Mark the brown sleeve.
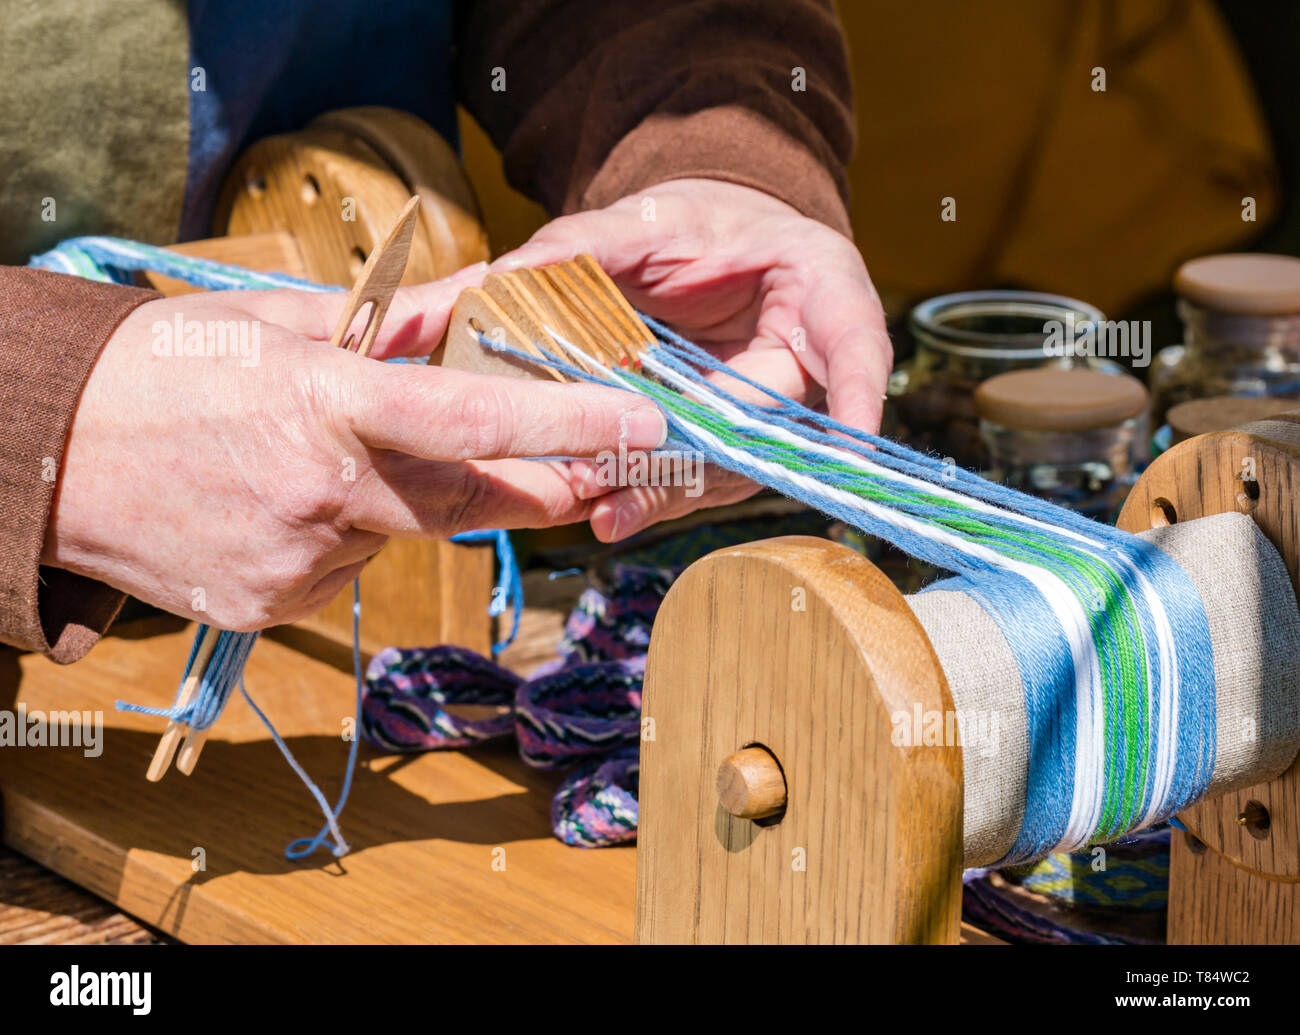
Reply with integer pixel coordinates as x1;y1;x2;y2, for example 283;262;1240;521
0;267;159;663
454;0;856;237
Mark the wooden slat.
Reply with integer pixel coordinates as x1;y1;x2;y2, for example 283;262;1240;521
0;627;634;944
138;231;309;296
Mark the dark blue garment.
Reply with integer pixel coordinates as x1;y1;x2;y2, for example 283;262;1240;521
182;0;456;239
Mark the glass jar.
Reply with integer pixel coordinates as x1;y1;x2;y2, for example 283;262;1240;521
975;367;1149;521
887;290;1114;470
1149;254;1300;424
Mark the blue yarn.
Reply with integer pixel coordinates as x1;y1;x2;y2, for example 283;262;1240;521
449;528;523;653
239;581;366;860
480;313;1217;863
117;626;258;730
30;236;341;293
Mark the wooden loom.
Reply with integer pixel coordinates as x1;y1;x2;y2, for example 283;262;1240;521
436;257;1300;943
634;417;1300;944
5;109;1300;945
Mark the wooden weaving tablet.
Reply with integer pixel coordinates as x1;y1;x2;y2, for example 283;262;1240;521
438;255;656;381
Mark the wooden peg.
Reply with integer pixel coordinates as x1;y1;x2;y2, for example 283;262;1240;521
716;745;787;820
147;625;220;782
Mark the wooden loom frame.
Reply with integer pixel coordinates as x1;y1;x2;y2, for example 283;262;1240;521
634;414;1300;944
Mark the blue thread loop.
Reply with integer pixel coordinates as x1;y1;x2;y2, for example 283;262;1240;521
450;528;522;653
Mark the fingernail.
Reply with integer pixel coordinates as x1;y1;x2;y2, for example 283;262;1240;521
609;501;640;541
571;460;598;499
621;406;667;449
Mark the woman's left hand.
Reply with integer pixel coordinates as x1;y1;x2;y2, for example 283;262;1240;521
493;177;891;541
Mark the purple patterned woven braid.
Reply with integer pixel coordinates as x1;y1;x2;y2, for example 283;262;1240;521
361;565;671;846
362;646;517;751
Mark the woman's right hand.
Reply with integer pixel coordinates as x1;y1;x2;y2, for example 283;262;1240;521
40;275;667;631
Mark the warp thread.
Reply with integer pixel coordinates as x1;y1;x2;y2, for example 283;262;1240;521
36;235;1224;872
474;315;1219;866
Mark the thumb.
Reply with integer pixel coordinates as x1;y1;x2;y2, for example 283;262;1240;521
490;208;659;282
228;261;490;359
339;358;668;461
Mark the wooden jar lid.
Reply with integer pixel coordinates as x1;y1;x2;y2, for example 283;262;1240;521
1167;395;1300;445
1173;254;1300;315
974;368;1148;432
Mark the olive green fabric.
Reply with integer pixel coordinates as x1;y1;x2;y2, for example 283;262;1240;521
0;0;191;265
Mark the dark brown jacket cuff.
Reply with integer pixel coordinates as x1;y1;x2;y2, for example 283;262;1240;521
456;0;855;234
0;267;158;663
579;104;852;238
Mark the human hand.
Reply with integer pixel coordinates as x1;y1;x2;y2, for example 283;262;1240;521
42;273;667;630
494;178;890;541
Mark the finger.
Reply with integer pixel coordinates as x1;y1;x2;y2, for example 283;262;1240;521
341;361;667;461
710;346;818;409
491;211;636;273
568;458;623;501
344;456;606;537
226;262;490;359
803;267;892;432
588;468;760;542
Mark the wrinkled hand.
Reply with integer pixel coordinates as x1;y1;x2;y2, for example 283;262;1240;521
495;178;890;541
43;270;666;630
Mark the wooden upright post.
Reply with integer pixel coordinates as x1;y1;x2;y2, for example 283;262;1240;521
1120;413;1300;943
635;536;964;944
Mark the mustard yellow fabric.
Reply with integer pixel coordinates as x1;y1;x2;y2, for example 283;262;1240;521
839;0;1279;316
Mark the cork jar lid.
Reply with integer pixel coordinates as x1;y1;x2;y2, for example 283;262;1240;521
975;368;1148;432
1173;253;1300;315
1167;395;1300;445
